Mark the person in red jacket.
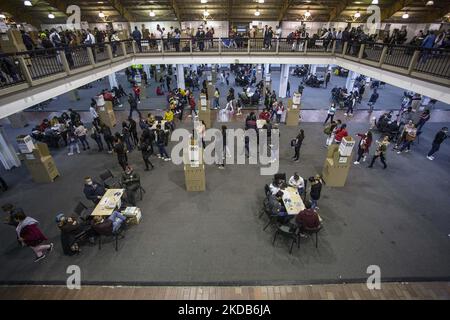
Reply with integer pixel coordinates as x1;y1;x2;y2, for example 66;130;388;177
259;108;271;121
132;83;141;103
14;210;53;262
334;123;348;143
354;131;373;164
295;202;321;230
188;94;197;117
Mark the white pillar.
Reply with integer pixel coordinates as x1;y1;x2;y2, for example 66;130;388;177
0;127;21;170
310;64;317;74
264;64;270;75
192;64;198;72
278;64;290;99
143;64;151;77
108;73;118;89
176;64;185;90
345;70;359;92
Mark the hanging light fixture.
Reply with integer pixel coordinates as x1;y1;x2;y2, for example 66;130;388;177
98;11;105;18
0;14;6;19
149;10;156;17
258;0;265;3
255;8;261;16
371;0;378;4
354;10;361;18
426;1;434;5
48;12;55;19
201;0;208;3
402;11;409;19
304;10;311;17
24;0;33;6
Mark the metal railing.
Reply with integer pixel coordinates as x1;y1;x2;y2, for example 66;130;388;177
0;38;448;95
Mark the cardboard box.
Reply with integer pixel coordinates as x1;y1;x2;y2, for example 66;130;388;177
98;101;116;128
24;155;59;183
17;135;34;153
339;136;356;156
184;145;205;191
122;207;142;225
321;144;352;187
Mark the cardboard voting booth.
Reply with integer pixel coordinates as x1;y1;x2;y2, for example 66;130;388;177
97;101;117;128
286;99;300;126
184;142;205;192
198;94;213;128
322;137;355;187
19;142;59;183
264;74;272;94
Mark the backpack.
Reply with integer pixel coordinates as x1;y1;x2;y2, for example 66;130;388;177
290;139;297;147
323;125;332;135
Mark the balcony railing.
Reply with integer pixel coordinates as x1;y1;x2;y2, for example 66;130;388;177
0;38;449;96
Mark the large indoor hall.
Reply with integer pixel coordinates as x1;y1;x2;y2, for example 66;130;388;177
0;0;449;303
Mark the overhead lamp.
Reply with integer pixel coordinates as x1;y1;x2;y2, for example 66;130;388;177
371;0;379;4
24;0;33;6
255;9;261;16
426;1;434;5
402;12;409;19
98;11;105;18
0;14;6;19
201;0;208;3
354;11;361;18
258;0;265;3
304;10;311;17
149;10;155;17
48;12;55;19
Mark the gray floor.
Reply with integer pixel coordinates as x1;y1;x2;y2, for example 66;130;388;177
27;66;450;113
0;118;449;285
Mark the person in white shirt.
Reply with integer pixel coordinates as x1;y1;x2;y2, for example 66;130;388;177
289;173;305;195
269;183;280;195
74;123;90;150
89;105;99;121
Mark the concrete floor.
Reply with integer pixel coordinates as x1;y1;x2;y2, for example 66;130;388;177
26;66;450;113
0;112;449;285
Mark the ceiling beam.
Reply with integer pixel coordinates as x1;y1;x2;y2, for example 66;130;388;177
278;0;294;23
380;0;415;21
110;0;134;22
0;1;42;27
328;0;349;21
171;0;182;21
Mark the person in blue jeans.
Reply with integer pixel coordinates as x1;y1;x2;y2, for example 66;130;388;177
109;211;127;234
155;125;171;161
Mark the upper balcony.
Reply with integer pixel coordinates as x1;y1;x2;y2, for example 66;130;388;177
0;38;449;118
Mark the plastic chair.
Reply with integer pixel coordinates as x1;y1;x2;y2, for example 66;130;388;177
272;224;300;254
301;224;323;249
99;169;121;188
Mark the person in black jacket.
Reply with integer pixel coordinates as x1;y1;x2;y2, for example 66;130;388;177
100;123;114;153
308;175;323;210
56;214;93;255
128;117;139;145
113;137;128;171
83;177;106;204
427;127;448;160
292;129;305;162
139;136;154;171
121;166;140;206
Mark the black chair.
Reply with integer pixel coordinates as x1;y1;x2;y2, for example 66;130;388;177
263;205;280;231
73;201;92;222
301;224;323;249
259;184;272;218
98;224;126;252
272;224;300;254
99;169;122;189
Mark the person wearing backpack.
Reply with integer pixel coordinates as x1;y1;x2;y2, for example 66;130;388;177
324;103;336;125
354;131;373;164
291;129;305;162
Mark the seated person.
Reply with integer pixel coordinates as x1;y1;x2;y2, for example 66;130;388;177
259;108;271;121
91;211;127;235
55;213;94;256
269;181;281;195
163;108;175;131
268;191;289;223
121;166;140;206
83;177;106;204
295;202;321;230
288;172;305;195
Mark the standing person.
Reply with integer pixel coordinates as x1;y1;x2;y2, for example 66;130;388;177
128;117;139;145
122;121;134;151
155;124;171;161
74;122;90;151
334;123;348;143
354;131;373;164
324;120;339;146
128;93;142;118
121;166;140;206
308;175;323;210
344;92;356;116
132;83;141;103
218;125;227;169
139;136;154;171
397;124;417;154
286;81;291;98
367;89;379;113
213;88;220;109
368;136;390;169
90;122;104;152
113;137;128;171
100;123;114;154
132;26;142;52
67;128;81;156
292;129;305;162
225;72;230;86
188;93;197;117
325;71;331;88
14;210;53;262
426;127;448;161
275;102;284;124
324;103;336;125
89;103;99;123
416;109;431;132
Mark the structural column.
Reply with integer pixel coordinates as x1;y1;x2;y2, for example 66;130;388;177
108;72;118;89
143;64;151;77
345;70;359;92
310;64;317;74
176;64;185;90
278;64;290;99
264;64;270;75
0;127;21;170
